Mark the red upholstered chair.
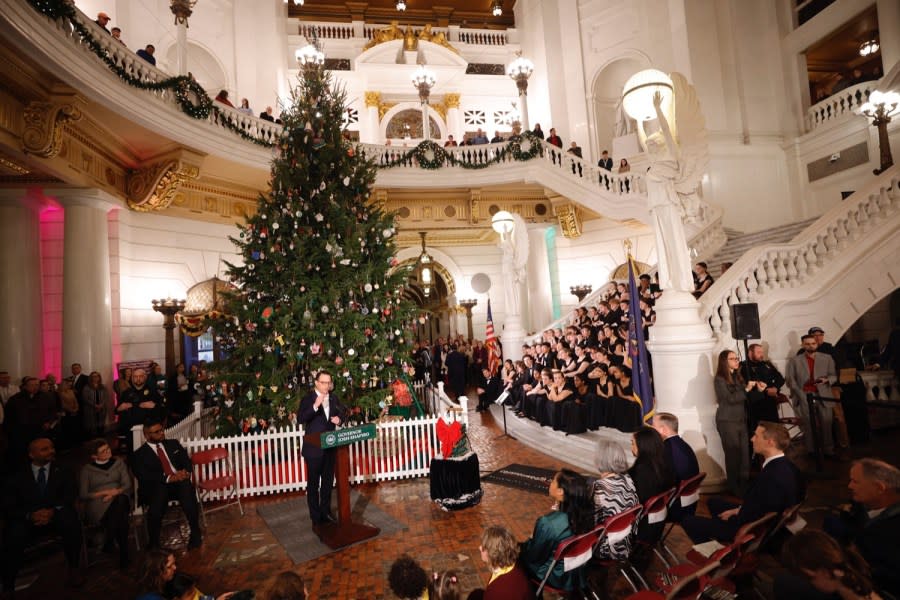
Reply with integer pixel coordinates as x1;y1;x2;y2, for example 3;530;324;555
658;472;706;564
627;558;722;600
630;487;678;568
656;533;751;595
532;526;605;598
592;504;647;592
191;446;244;526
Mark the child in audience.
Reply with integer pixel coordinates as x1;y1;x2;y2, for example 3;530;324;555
432;570;461;600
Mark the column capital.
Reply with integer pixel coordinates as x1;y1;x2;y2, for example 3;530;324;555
42;187;121;211
0;189;54;212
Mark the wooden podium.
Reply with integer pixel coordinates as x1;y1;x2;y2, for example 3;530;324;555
303;424;380;549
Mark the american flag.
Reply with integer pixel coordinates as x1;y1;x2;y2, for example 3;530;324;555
485;299;501;375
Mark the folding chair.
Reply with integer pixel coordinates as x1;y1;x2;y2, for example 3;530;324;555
659;472;706;564
532;527;603;598
683;512;776;568
656;533;751;593
626;559;723;600
191;446;244;527
629;487;678;569
592;504;646;592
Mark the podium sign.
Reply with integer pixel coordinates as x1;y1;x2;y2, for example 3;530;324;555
320;424;376;449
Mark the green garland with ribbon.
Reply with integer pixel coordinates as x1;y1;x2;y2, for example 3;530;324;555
27;0;276;148
379;133;543;170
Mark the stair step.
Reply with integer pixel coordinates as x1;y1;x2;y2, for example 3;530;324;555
705;218;817;275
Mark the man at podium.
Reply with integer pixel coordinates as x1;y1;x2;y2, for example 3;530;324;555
299;371;347;525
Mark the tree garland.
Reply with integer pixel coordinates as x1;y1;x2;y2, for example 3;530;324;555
379;133;543;170
27;0;276;148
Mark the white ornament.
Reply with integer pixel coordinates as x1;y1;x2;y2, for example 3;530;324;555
315;213;324;222
343;176;350;186
364;283;373;293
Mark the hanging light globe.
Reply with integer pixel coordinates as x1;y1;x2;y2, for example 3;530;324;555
621;69;674;122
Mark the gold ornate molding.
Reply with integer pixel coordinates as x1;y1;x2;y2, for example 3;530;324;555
362;22;459;54
443;93;461;109
554;203;582;238
22;100;83;158
126;158;201;212
364;91;382;108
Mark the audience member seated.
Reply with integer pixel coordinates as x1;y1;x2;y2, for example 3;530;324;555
824;459;900;597
260;571;308;600
545;370;574;431
561;373;592;435
466;525;532;600
475;366;501;412
136;550;177;600
132;418;202;549
606;365;642;432
388;554;430;600
1;438;83;594
651;412;699;518
117;368;163;451
431;570;461;600
80;438;133;568
136;44;156;66
775;529;884;600
681;421;804;544
520;468;594;592
521;368;551;421
629;426;676;503
166;572;237;600
592;440;640;560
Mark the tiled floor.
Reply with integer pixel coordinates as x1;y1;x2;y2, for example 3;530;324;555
11;408;900;600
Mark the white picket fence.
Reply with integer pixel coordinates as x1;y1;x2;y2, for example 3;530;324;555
141;383;468;500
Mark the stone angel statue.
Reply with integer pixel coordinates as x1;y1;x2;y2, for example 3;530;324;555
636;72;710;294
499;213;529;317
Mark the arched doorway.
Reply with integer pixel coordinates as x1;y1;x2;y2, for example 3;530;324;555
396;258;456;344
591;55;649;159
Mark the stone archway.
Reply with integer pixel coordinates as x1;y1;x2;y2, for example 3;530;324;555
380;102;446;142
589;54;650;159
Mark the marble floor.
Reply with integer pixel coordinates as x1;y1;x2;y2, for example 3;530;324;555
10;406;899;600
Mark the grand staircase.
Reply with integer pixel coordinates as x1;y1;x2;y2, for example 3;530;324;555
704;219;818;277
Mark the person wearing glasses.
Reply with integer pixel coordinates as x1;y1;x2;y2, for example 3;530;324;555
714;350;759;496
299;370;347;526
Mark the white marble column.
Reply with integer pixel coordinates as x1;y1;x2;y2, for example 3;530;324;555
877;0;900;71
364;93;381;144
0;190;44;380
526;226;552;333
444;94;463;142
646;290;725;491
49;189;117;391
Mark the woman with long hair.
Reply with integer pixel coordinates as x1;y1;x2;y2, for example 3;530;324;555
777;529;882;600
714;349;757;496
629;427;676;548
520;469;594;592
136;550;177;600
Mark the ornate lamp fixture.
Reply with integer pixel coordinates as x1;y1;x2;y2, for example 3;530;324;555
295;44;325;71
570;285;593;302
491;210;514;239
412;65;436;139
859;38;879;57
417;231;433;298
170;0;197;26
507;53;534;129
492;0;503;17
396;0;407;11
859;90;900;174
622;69;674;122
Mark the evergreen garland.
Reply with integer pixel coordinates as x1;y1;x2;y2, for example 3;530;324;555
380;133;543;170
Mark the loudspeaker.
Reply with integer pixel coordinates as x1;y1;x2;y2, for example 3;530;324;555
730;303;760;340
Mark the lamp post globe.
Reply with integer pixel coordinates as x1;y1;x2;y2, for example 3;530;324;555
491;210;514;236
621;69;674;122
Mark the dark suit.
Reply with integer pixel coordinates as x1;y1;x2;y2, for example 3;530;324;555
445;350;468;398
299;390;346;524
682;455;804;543
741;359;785;432
664;435;700;519
2;462;82;591
132;439;201;547
477;374;502;411
826;501;900;596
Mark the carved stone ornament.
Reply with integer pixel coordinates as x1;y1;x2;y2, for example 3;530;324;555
555;203;582;238
443;93;461;109
364;91;382;108
126;159;200;212
22;101;83;158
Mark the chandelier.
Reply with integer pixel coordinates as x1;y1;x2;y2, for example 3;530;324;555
283;0;304;5
417;232;433;298
396;0;407;11
492;0;503;17
296;43;325;70
170;0;197;26
859;38;879;57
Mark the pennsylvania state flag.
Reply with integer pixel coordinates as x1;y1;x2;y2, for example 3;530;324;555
626;256;655;422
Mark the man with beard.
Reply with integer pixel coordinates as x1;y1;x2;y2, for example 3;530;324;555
116;368;163;452
741;343;785;433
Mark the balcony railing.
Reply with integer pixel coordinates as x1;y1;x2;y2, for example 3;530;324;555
806;80;876;133
299;21;510;46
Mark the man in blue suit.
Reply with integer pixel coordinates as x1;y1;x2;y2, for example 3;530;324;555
299;370;347;526
681;421;804;543
652;412;700;518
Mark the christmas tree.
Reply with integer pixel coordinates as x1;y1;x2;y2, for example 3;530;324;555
212;60;415;433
